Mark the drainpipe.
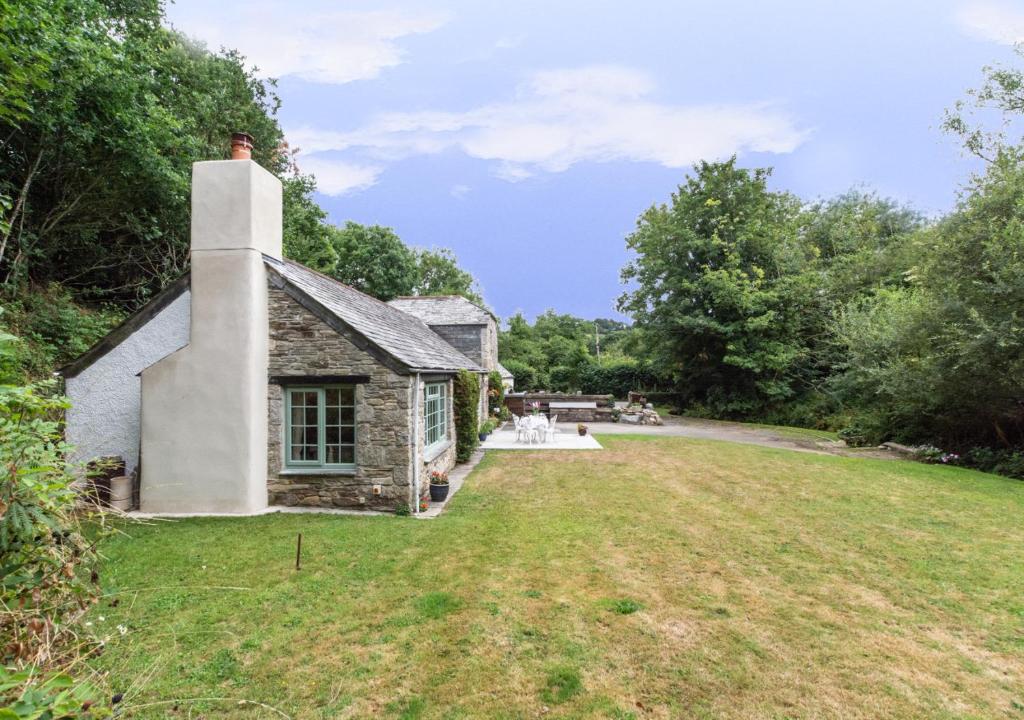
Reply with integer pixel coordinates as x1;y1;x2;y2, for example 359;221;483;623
412;372;422;515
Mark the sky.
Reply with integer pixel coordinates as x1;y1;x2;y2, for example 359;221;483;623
165;0;1024;322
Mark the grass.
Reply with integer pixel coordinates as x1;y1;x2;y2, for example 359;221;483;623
91;436;1024;718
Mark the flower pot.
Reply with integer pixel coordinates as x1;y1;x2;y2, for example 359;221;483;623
478;432;489;442
578;428;587;436
429;483;449;502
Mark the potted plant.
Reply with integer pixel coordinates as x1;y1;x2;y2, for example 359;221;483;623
577;423;588;436
478;418;496;442
429;470;450;502
529;401;541;416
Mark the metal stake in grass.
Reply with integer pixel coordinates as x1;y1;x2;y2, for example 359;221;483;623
295;533;302;571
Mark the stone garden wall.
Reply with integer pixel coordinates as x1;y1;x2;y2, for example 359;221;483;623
504;393;615;423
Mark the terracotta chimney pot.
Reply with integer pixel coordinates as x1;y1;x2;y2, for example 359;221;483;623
230;132;254;160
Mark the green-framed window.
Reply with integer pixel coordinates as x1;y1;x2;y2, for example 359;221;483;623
424;382;448;451
285;386;356;470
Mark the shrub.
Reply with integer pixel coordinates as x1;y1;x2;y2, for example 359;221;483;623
642;391;681;409
578;360;670;398
0;330;114;714
503;359;543;392
962;447;1024;479
453;369;480;462
548;365;575;392
487;369;504;415
1;286;122;382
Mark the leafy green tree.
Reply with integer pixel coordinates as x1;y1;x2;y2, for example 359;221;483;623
943;44;1024;161
414;248;484;305
282;173;337;272
833;152;1024;451
328;222;418;300
0;1;289;301
618;158;812;416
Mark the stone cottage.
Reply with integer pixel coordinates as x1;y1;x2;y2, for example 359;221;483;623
61;143;497;515
387;295;501;420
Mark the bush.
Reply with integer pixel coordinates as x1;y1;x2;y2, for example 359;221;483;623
453;370;480;462
1;285;122;382
642;391;681;409
962;447;1024;479
487;369;504;415
0;330;114;714
503;359;542;392
578;360;669;398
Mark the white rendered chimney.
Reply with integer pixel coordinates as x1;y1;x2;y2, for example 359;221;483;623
139;136;281;513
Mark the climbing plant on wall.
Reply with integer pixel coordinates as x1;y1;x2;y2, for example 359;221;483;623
453;369;480;462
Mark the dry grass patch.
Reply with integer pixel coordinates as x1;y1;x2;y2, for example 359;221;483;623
91;436;1024;718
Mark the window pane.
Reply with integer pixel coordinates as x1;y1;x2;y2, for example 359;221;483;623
286;386;356;468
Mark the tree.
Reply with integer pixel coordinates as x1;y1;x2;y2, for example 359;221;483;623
617;158;812;416
833;152;1024;451
414;247;484;305
282;173;337;272
0;0;291;303
943;44;1024;162
328;222;418;300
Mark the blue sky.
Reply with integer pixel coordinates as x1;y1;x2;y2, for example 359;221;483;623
166;0;1024;321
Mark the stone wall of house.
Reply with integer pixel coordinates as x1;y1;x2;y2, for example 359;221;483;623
266;286;413;511
415;375;457;510
482;318;498;371
428;324;485;365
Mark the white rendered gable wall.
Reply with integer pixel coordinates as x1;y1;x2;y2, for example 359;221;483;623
65;290;191;475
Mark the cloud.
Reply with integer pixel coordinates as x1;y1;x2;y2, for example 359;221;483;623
167;3;446;84
295;155;382;195
956;1;1024;44
450;184;471;199
286;65;807;183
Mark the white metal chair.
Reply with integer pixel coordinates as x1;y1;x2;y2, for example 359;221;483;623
513;415;530;443
544;414;559;443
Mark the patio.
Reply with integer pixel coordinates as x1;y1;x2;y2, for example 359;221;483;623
480;420;603;450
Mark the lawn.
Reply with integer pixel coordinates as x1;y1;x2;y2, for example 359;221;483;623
92;436;1024;719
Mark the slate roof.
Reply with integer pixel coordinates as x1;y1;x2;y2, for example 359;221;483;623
266;258;482;373
388;295;495;326
497;362;514;379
